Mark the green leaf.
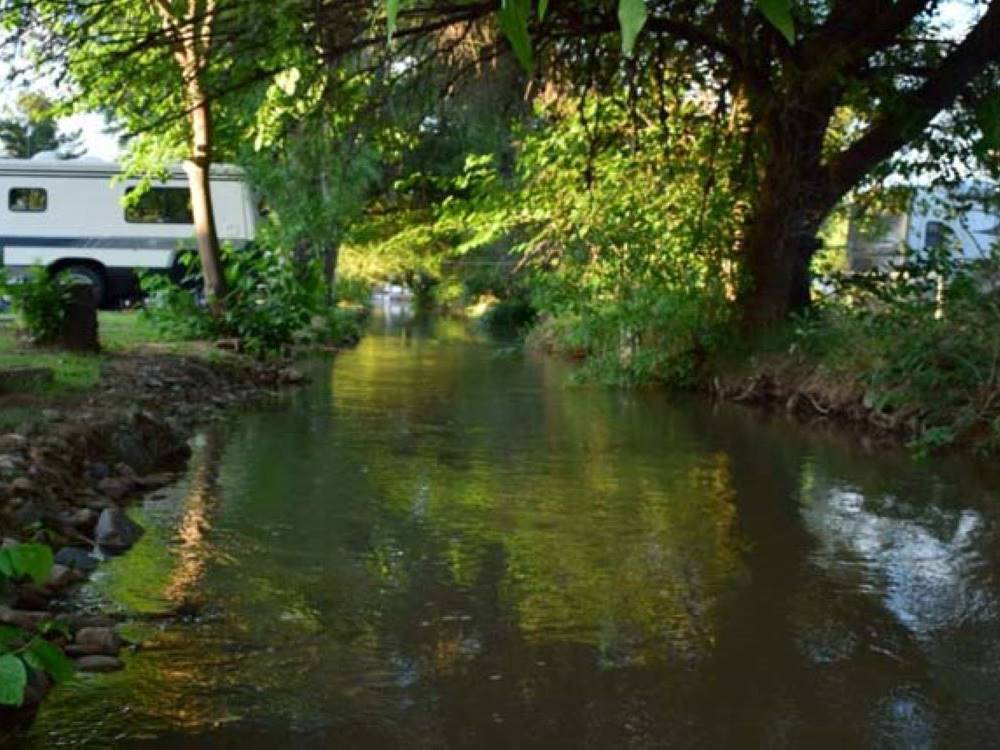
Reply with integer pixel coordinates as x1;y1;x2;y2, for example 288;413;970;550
618;0;648;58
24;639;74;684
6;543;53;585
0;549;13;579
757;0;795;44
0;654;26;707
500;0;534;72
538;0;549;21
386;0;400;42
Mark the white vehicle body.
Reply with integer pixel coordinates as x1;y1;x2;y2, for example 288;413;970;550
0;155;257;304
847;183;1000;272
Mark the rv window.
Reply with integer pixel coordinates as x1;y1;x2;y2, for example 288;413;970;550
9;188;47;212
124;187;194;224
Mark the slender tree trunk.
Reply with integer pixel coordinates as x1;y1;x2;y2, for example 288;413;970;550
184;92;226;310
155;0;226;313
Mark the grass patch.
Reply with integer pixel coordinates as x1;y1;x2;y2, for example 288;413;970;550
0;311;223;403
0;317;101;393
98;311;164;351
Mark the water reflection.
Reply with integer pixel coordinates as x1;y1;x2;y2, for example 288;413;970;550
16;315;1000;747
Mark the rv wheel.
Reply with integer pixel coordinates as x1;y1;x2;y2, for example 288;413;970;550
61;265;106;308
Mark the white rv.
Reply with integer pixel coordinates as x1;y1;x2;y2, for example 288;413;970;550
0;155;257;306
847;182;1000;272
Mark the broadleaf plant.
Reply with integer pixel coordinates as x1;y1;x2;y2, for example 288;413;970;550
618;0;648;57
756;0;795;44
0;543;75;706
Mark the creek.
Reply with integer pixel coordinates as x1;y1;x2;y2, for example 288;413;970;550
16;313;1000;747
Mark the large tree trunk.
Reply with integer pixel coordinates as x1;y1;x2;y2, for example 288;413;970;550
183;96;227;311
739;174;832;331
737;94;837;332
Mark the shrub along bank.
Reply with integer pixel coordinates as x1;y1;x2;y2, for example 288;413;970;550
141;245;367;357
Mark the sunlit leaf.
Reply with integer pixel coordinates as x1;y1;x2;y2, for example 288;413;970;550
500;0;534;72
386;0;400;42
618;0;648;58
538;0;549;21
0;654;26;706
757;0;795;44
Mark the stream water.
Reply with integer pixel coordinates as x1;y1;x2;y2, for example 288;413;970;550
15;313;1000;747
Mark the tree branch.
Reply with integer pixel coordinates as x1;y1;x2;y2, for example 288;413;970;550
827;0;1000;196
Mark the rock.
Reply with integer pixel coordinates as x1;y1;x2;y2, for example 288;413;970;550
12;500;43;527
0;607;49;631
54;546;99;572
96;476;134;501
74;655;124;673
94;508;144;552
72;627;122;656
109;412;190;475
87;462;111;480
278;367;306;385
67;508;98;532
13;585;51;611
0;434;28;452
58;614;119;631
10;477;36;494
58;283;100;353
47;564;86;591
114;463;137;481
0;454;24;476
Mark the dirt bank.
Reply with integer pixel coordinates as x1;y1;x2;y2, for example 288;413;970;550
710;353;912;447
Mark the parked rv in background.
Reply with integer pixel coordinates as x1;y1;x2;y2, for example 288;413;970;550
0;153;257;306
847;182;1000;273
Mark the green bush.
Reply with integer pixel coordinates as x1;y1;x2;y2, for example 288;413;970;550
142;244;366;357
5;267;74;344
139;267;215;342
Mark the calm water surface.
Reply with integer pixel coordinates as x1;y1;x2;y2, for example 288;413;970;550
16;314;1000;748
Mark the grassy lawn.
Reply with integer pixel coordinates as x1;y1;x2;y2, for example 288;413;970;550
0;311;218;397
